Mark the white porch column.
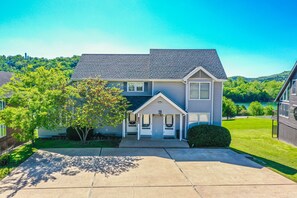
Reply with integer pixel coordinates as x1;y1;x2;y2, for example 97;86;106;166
122;119;126;138
179;114;183;141
137;114;141;140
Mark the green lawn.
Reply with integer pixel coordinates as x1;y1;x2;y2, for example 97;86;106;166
34;138;120;149
223;117;297;182
0;144;37;180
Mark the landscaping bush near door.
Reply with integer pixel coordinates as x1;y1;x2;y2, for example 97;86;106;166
66;127;94;141
188;125;231;147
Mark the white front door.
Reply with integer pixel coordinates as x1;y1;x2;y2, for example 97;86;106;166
141;114;152;135
127;112;137;133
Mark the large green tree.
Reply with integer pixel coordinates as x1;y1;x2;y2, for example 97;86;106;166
63;78;129;143
0;66;69;143
222;96;237;120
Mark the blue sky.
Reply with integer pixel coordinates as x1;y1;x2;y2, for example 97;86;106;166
0;0;297;77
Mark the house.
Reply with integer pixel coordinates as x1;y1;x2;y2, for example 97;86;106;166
0;71;21;152
274;61;297;146
39;49;227;140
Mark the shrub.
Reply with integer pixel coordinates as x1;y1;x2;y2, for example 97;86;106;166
248;101;264;116
66;127;94;141
188;125;231;147
0;153;10;166
264;105;274;115
238;109;249;116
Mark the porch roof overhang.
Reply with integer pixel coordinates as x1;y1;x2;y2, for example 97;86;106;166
133;92;187;115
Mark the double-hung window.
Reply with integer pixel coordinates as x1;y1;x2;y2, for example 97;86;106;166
189;82;210;100
188;113;210;128
127;82;144;92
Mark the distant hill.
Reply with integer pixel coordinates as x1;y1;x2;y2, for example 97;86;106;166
229;71;290;82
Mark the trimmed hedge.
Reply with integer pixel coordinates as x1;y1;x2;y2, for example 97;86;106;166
66;127;94;141
188;125;231;147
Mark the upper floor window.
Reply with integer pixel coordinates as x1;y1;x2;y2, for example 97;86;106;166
292;80;296;95
281;86;290;101
127;82;144;92
189;82;210;100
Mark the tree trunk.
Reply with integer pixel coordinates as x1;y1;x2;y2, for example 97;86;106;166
74;127;83;142
82;128;90;144
31;129;35;145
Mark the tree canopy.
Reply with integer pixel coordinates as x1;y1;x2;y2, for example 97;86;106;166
0;54;79;76
0;66;70;143
224;77;283;102
63;78;129;143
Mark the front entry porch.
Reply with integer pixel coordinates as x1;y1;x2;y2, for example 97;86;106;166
122;92;187;141
119;135;189;148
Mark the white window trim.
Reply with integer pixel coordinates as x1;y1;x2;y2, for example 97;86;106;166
189;82;211;100
188;112;211;127
127;82;144;92
292;80;296;95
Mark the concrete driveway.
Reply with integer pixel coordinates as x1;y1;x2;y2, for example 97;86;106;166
0;148;296;198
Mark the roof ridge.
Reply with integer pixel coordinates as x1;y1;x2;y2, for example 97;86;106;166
82;53;149;56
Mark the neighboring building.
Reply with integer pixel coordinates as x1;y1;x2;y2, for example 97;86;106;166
275;61;297;146
39;49;227;140
0;71;21;152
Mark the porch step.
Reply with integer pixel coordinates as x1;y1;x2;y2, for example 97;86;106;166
119;138;189;148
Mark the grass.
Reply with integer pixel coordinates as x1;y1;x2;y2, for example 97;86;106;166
223;117;297;182
0;138;120;180
34;138;120;149
0;144;37;180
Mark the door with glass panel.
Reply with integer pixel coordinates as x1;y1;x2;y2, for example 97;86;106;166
127;112;137;134
163;114;175;136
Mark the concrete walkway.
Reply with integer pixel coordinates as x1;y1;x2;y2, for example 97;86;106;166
0;148;296;198
119;136;189;148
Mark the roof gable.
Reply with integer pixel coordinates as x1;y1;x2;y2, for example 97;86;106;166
275;61;297;102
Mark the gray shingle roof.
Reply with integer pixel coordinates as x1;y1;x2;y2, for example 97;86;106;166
0;71;12;87
72;49;227;80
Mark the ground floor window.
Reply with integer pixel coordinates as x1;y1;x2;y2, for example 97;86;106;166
280;103;289;117
0;125;6;138
188;113;210;128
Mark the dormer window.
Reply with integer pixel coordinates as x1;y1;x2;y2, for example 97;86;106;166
127;82;144;92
